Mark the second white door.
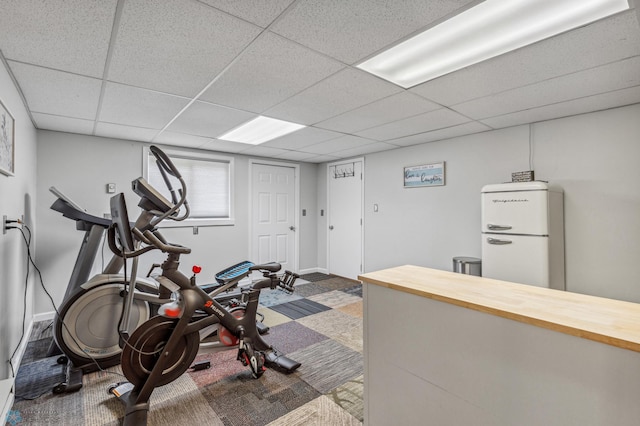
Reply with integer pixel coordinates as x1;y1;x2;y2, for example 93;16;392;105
328;159;363;280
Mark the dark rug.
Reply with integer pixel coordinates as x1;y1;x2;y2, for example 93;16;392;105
268;298;332;320
300;272;336;282
19;337;54;365
13;356;65;401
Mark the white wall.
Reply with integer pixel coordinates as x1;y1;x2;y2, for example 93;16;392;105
360;104;640;302
34;131;318;315
0;61;37;382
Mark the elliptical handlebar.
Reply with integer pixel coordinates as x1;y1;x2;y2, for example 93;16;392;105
148;146;189;227
108;145;191;259
150;145;181;179
140;229;191;255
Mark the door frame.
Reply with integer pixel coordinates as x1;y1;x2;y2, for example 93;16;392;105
248;159;300;273
326;157;365;278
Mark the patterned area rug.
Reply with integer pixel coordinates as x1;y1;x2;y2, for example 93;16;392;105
9;277;364;425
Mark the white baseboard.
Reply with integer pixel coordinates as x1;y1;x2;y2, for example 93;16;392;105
1;378;15;426
33;311;55;322
10;318;34;377
299;267;329;275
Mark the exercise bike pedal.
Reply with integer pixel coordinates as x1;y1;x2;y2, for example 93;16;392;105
108;381;134;398
190;360;211;371
264;350;301;373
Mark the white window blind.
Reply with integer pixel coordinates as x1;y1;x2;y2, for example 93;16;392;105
146;148;233;224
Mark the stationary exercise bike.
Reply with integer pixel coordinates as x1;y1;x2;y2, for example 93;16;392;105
49;146;268;393
106;152;300;426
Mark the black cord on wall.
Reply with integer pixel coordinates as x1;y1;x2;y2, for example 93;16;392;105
6;224;127;400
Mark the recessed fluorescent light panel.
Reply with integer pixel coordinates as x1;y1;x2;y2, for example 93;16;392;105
357;0;629;88
218;116;305;145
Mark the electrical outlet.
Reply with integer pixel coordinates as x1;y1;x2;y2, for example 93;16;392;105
3;215;24;234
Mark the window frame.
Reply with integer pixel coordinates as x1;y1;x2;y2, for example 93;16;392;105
142;145;235;227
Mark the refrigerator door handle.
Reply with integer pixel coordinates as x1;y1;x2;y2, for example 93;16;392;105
487;237;513;245
487;224;512;231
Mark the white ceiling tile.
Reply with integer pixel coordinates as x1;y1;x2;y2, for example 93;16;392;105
197;138;254;153
316;92;441;134
356;108;470;141
480;86;640;129
303;135;377;155
95;122;158;142
385;122;492;147
108;0;261;97
271;0;474;64
333;142;397;158
197;0;295;28
8;61;102;120
303;154;340;164
200;32;344;113
99;83;190;129
0;0;117;77
264;68;402;125
274;150;318;161
32;113;95;134
262;126;342;150
153;132;213;150
453;56;640;119
237;145;291;158
166;101;256;138
411;10;640;105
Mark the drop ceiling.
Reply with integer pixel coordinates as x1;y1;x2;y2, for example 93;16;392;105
1;0;639;163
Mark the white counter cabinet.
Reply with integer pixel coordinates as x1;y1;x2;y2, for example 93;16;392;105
359;265;640;426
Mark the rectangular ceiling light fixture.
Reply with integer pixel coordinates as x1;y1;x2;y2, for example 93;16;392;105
218;116;305;145
357;0;629;88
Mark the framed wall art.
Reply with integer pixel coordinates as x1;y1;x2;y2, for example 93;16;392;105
0;98;15;176
404;161;445;188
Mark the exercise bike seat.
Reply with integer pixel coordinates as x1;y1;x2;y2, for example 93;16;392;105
250;263;281;273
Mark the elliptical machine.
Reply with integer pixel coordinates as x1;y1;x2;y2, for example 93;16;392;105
46;186;162;394
106;149;300;425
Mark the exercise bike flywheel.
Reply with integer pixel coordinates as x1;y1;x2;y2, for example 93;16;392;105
121;316;199;387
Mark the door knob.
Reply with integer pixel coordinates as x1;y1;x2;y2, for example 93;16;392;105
329;225;334;230
289;226;296;231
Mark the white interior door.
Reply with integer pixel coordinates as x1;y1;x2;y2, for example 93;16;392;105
251;162;297;271
328;159;363;280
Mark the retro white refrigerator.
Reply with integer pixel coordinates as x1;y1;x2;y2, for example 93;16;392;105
481;182;565;290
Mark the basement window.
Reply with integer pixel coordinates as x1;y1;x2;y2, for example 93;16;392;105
143;146;234;226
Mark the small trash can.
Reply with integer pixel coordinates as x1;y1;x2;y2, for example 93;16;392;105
452;256;482;276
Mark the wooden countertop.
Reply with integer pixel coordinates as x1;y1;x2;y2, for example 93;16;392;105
359;265;640;353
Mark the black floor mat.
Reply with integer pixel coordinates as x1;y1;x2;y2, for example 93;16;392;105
269;299;332;320
14;355;65;401
300;272;335;282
